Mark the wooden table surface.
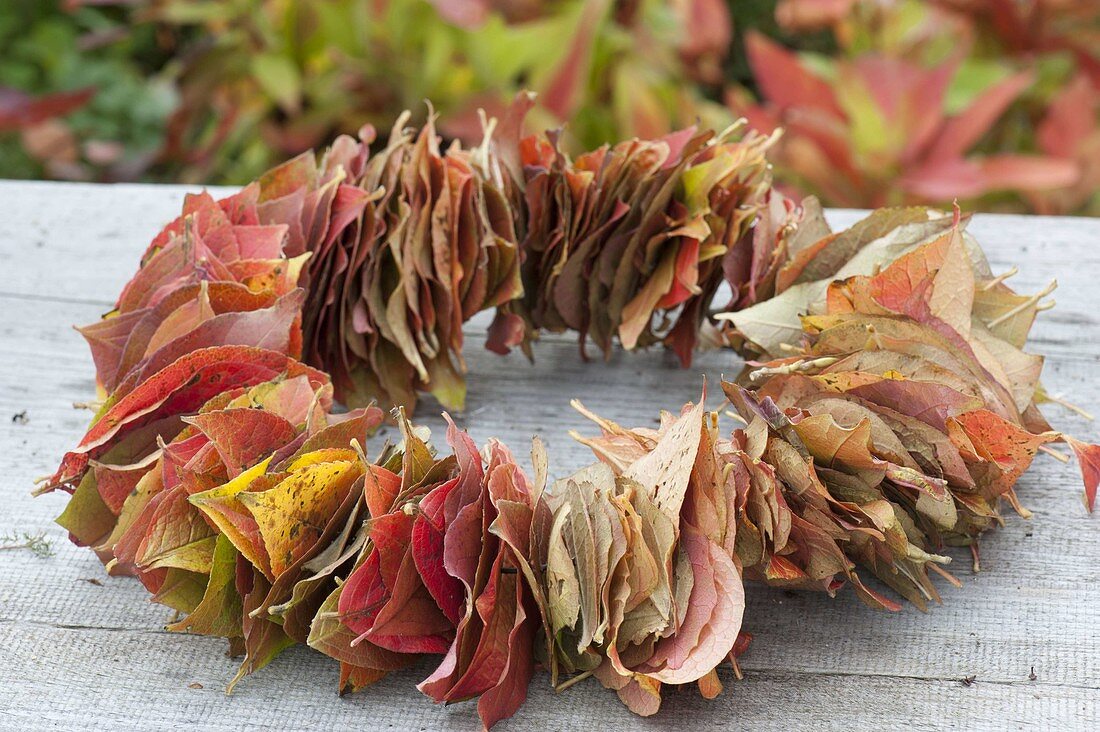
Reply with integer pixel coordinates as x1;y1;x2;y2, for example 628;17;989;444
1;180;1097;731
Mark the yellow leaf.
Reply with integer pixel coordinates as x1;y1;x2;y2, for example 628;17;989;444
238;460;362;576
189;456;273;572
285;448;358;472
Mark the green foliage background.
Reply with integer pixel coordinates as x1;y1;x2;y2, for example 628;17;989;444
0;0;1096;214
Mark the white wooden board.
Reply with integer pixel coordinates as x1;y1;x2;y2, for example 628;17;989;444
0;180;1097;730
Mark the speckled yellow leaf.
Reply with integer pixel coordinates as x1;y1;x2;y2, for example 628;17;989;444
238;460;362;576
285;448;358;472
189;456;273;571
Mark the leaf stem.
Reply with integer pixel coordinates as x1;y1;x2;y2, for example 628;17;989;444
554;670;593;693
1038;444;1071;463
1044;394;1094;421
986;279;1057;329
980;266;1018;290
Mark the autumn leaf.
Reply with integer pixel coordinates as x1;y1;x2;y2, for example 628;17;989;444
184;409;297;478
239;460;363;577
1064;436;1100;512
492;122;771;365
43;345;327;493
166;533;243;638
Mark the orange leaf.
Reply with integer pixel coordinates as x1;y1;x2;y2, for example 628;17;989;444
1064;436;1100;512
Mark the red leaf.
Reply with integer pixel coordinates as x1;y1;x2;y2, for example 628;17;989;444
0;86;95;131
412;478;465;625
91;457;157;515
485;311;526;356
656;238;701;310
77;309;150;394
339;511;453;655
358;554;454;654
427;0;490;29
1065;436;1100;512
744;31;844;118
952;409;1055;497
46;346;327;491
476;567;535;729
540;0;610;119
117;226;233;313
675;0;732;73
903;154;1079;200
642;527;745;684
927;70;1033;163
116;290;306;395
104;281;279;391
184;409;298;478
900;158;989;200
977;155;1080;192
160;432;210;493
430;552;513;700
362;465;401;519
1037;75;1098;158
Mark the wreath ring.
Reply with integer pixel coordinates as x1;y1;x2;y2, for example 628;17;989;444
38;98;1099;728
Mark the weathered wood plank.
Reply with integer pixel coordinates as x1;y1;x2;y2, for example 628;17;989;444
2;623;1093;731
0;182;1097;730
0;180;237;305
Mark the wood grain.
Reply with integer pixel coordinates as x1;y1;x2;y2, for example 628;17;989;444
0;182;1097;730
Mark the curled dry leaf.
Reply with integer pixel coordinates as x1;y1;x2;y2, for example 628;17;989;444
561;394;746;714
489;121;773;366
292;114;523;412
717;195;964;357
56;107;525;420
719;215;1097;606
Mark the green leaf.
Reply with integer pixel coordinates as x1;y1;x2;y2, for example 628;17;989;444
250;53;301;112
56;470;115;548
167;533;243;638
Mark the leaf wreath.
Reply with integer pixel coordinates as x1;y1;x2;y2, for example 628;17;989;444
38;98;1098;729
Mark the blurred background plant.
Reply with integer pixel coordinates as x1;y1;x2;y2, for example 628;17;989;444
729;0;1099;214
1;0;1096;214
0;1;179;181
